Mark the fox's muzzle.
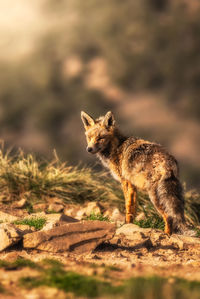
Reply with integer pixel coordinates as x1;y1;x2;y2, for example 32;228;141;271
86;146;98;154
87;146;93;153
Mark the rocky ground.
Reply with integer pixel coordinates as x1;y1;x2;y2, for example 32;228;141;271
0;199;200;298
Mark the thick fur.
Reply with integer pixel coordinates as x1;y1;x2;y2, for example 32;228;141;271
81;111;188;235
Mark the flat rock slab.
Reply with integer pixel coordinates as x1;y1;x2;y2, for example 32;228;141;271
0;223;23;251
23;220;116;253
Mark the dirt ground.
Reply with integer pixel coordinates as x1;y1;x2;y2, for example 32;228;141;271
1;204;200;298
0;234;200;298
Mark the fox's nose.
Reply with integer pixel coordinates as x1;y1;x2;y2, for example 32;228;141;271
87;146;93;153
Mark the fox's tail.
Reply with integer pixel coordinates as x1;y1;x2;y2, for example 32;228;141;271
156;175;195;235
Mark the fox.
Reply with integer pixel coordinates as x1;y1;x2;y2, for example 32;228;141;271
81;110;188;235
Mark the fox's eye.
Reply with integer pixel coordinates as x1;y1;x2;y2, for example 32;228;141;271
98;137;105;141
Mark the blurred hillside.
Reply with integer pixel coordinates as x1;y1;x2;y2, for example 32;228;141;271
0;0;199;189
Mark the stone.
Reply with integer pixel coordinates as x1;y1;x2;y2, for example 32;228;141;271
48;203;64;213
12;198;27;208
25;212;46;219
84;202;102;216
135;212;146;221
23;220;116;253
34;203;47;211
76;209;86;220
0;223;22;251
1;251;21;262
113;224;153;249
115;223;175;249
0;211;19;223
70;202;104;220
63;204;80;217
104;208;124;222
48;197;64;204
42;214;78;231
14;224;36;234
169;234;200;250
116;223;152;237
115;223;200;251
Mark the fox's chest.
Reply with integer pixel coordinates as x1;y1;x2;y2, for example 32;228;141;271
109;167;121;182
99;157;121;182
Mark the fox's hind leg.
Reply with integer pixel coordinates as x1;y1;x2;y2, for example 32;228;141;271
122;180;137;223
148;189;173;235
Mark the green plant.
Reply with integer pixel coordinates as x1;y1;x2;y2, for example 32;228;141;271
13;217;46;230
134;215;165;230
0;258;40;270
84;212;110;222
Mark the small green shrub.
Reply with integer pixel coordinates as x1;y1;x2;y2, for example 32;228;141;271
13;217;46;230
84;212;110;222
134;215;165;230
0;258;40;270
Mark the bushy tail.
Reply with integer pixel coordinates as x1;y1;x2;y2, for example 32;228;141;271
157;175;186;234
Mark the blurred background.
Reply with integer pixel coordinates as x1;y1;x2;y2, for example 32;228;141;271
0;0;199;190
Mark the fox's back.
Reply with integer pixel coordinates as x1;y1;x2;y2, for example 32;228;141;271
120;138;179;191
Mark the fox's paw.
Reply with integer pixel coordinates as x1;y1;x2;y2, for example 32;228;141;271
125;214;134;224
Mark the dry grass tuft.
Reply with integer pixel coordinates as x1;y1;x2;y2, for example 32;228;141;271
0;145;199;226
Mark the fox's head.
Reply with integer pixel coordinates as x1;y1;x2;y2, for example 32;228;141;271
81;111;115;154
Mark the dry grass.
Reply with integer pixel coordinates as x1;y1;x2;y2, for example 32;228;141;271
0;145;199;226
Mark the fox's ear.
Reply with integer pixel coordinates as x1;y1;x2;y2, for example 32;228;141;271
81;111;95;130
103;111;115;129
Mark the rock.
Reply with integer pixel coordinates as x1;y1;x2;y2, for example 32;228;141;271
42;214;78;231
116;224;152;236
48;197;64;205
63;204;80;217
84;202;102;216
25;212;46;219
34;203;47;211
0;211;19;223
14;224;36;234
170;234;200;250
0;223;23;251
59;214;78;223
1;251;21;262
76;209;86;220
12;198;27;208
74;202;103;220
23;220;116;253
48;203;64;213
135;212;146;221
45;213;63;223
104;208;124;222
115;223;200;251
114;224;153;249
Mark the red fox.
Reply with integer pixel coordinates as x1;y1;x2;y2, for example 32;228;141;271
81;111;187;235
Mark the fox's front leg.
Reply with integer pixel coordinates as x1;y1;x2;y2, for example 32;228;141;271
122;180;137;223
